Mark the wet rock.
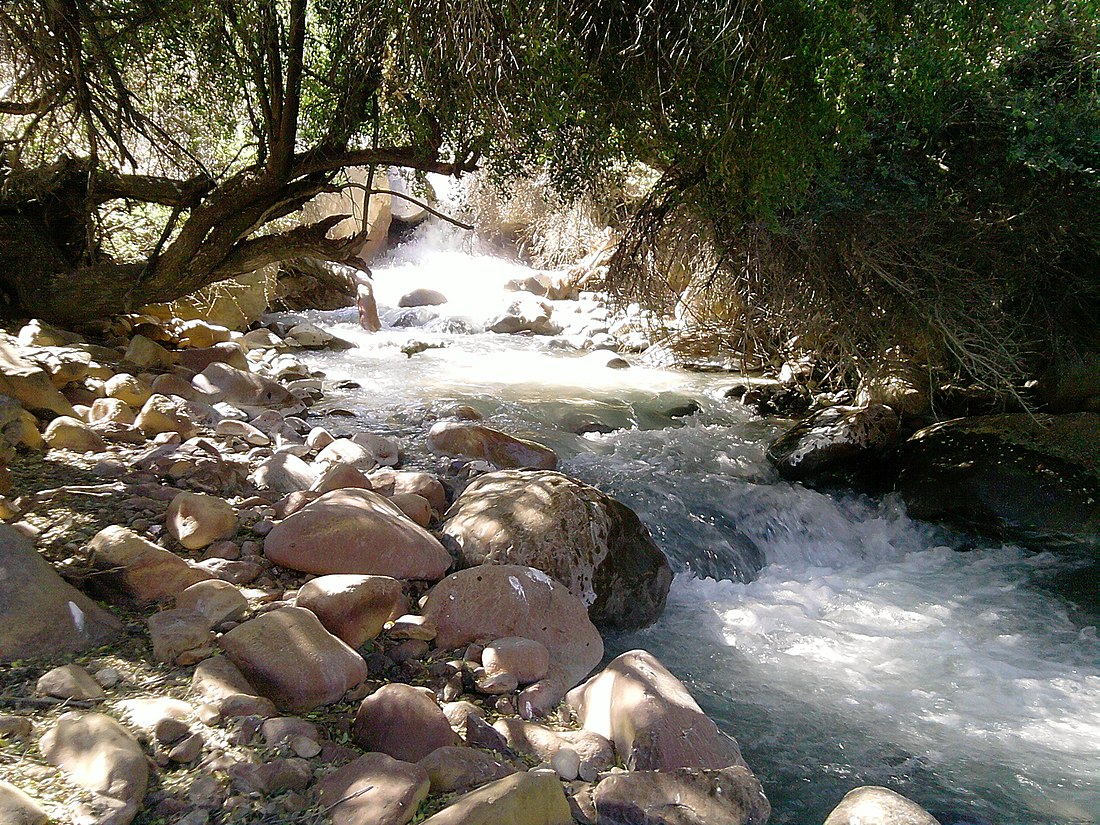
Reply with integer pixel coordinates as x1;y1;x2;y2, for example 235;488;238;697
592;765;770;825
192;362;296;409
264;488;451;579
418;771;572;825
566;649;747;771
493;718;615;772
219;606;367;712
0;524;121;661
0;780;49;825
88;525;212;603
418;745;516;794
167;491;237;549
399;288;448;307
352;683;455;761
176;579;249;625
422;565;603;716
444;470;671;629
293;574;404;648
822;786;941;825
767;403;900;482
36;664;106;701
894;413;1100;549
428;422;558;470
482;637;550;684
314;751;430;825
40;711;148;810
44;415;107;452
148;607;217;665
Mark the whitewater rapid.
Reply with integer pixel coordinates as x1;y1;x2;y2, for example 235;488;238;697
283;221;1100;824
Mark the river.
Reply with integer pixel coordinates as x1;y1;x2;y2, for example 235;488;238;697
282;219;1100;825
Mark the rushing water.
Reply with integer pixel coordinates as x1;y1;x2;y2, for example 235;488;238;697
285;219;1100;825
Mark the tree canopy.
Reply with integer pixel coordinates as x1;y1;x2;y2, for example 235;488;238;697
1;0;1097;388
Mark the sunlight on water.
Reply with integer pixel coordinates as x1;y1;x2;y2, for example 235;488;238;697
289;221;1100;825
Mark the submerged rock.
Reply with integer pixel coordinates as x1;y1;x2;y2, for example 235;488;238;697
444;470;671;629
427;421;558;470
894;412;1100;548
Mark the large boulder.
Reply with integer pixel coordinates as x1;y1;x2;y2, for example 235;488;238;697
293;574;405;647
0;340;77;417
894;413;1100;548
218;606;367;712
422;564;603;716
443;470;671;629
264;487;452;579
191;362;296;408
39;712;148;819
0;525;121;661
87;525;212;603
427;422;558;470
592;766;770;825
418;771;572;825
823;786;941;825
351;683;456;762
314;752;430;825
566;649;747;771
767;403;900;482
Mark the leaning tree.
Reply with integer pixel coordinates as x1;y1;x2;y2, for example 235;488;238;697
0;0;550;325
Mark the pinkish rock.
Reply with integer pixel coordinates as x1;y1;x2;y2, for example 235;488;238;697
417;745;516;794
368;470;447;512
592;766;770;825
88;525;212;604
192;362;296;409
388;493;432;526
293;574;404;648
263;488;451;580
421;565;602;716
35;665;105;701
39;712;148;810
427;422;557;470
166;491;237;550
351;683;455;762
147;608;216;665
311;462;374;495
314;751;429;825
219;606;367;712
176;580;248;625
482;637;550;685
566;649;748;771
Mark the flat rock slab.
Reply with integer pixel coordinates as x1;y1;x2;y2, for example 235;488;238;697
422;564;603;716
419;771;572;825
427;421;558;470
264;487;451;579
823;786;941;825
314;751;430;825
88;525;212;604
443;470;671;630
0;524;121;662
39;712;148;806
566;649;747;771
219;606;367;712
592;766;770;825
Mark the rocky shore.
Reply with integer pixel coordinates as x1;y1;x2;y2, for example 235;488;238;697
0;313;958;825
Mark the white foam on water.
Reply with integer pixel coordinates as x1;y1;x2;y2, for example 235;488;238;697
288;221;1100;824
